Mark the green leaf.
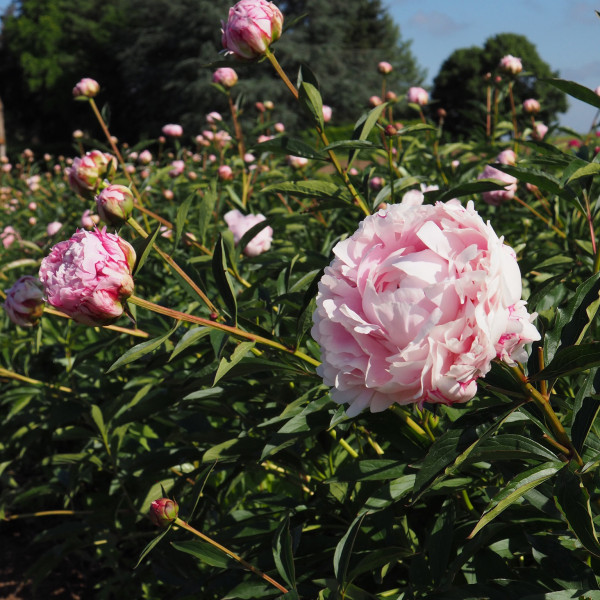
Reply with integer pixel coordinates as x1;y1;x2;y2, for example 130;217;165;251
327;459;407;482
213;341;255;385
494;163;574;201
262;180;350;202
90;404;108;448
543;78;600;110
198;182;216;245
171;540;238;568
134;523;173;569
572;368;600;453
298;66;324;129
132;223;161;276
334;513;367;584
531;343;600;381
425;499;455;585
347;104;388;170
212;235;237;324
554;465;600;557
188;462;217;522
522;592;600;600
431;180;508;203
321;140;377;152
174;193;193;248
169;326;211;361
469;461;566;538
237;219;272;256
254;136;325;160
567;161;600;183
360;474;416;513
272;515;296;589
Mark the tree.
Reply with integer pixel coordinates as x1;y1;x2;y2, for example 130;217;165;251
432;33;567;139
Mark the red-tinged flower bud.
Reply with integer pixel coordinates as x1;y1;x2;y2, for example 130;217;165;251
96;184;134;226
523;98;540;114
3;276;45;327
385;91;397;101
437;108;447;119
369;95;382;107
222;0;284;60
149;498;179;527
384;124;397;136
73;78;100;98
218;165;234;180
212;67;239;88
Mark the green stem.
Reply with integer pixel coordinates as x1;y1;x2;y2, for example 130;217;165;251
128;294;320;368
228;95;250;207
513;195;566;239
174;517;289;594
264;47;370;217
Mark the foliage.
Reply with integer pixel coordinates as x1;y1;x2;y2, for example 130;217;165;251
432;33;568;140
2;8;600;600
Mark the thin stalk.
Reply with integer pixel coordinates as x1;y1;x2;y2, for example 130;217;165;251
264;47;370;217
228;95;250;207
329;429;359;458
174;517;289;595
390;405;429;440
128;294;320;368
0;367;73;393
485;83;492;138
512;195;566;238
508;80;519;148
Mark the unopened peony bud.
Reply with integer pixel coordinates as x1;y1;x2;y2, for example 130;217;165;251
478;164;517;205
407;87;429;106
322;105;332;123
138;150;153;164
378;61;393;74
212;67;239;88
287;155;308;169
3;276;45;327
499;54;522;75
162;124;183;137
81;209;100;229
73;78;100;98
532;122;548;141
384;124;397;136
149;498;179;527
385;91;397;101
496;149;516;165
218;165;234;180
39;228;136;326
169;160;185;177
221;0;284;60
274;122;285;133
46;221;62;236
73;129;84;139
264;100;274;110
96;184;134;226
523;98;540;114
369;96;382;107
437;108;447;119
369;176;384;190
66;150;117;198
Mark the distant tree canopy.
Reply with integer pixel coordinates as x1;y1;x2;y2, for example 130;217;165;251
0;0;424;152
431;33;568;139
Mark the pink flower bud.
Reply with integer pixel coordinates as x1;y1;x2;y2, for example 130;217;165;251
138;150;153;164
287;155;308;169
162;124;183;137
407;86;429;106
73;78;100;98
523;98;540;114
532;122;548;141
499;54;522;75
218;165;234;180
2;163;11;173
81;209;100;229
3;276;45;327
28;216;37;225
150;498;179;527
244;153;255;163
385;91;397;101
46;221;62;236
322;105;332;123
478;164;517;205
66;150;117;198
221;0;284;60
369;176;384;190
163;189;174;201
369;95;382;107
264;100;274;110
73;129;84;139
225;209;273;256
28;202;37;210
96;184;134;226
274;122;285;133
595;86;600;96
206;111;223;124
39;228;136;326
212;67;239;88
496;149;516;165
378;61;393;74
255;101;265;113
169;160;186;177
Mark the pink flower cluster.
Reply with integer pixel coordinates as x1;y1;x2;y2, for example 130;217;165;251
225;209;273;256
311;200;539;416
39;228;136;326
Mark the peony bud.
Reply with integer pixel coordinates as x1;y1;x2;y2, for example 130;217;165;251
499;54;522;75
274;122;285;133
523;98;540;114
39;228;136;326
46;221;63;236
322;105;332;123
496;149;516;166
369;95;382;107
138;150;153;164
212;67;239;88
169;160;185;178
221;0;284;60
96;184;134;226
287;155;308;169
478;164;517;205
407;86;429;106
263;100;274;110
3;276;45;327
218;165;234;180
73;78;100;98
66;150;117;198
225;209;273;256
149;498;179;527
81;209;100;229
377;61;393;74
532;122;548;141
162;124;183;137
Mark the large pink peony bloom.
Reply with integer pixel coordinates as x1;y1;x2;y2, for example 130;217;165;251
39;228;136;326
222;0;284;60
224;209;273;256
4;276;45;327
311;200;539;417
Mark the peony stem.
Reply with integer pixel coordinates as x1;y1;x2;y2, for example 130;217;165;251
228;95;250;207
0;367;73;393
390;406;428;440
512;195;566;238
329;429;359;458
173;517;289;594
263;47;371;217
127;294;320;368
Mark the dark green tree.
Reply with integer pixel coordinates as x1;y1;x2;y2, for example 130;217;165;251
432;33;567;139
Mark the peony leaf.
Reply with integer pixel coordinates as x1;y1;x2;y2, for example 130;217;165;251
469;461;566;539
571;368;600;453
543;78;600;110
360;475;416;513
174;193;193;248
262;179;350;201
334;513;367;584
213;341;255;385
198;181;216;245
298;75;324;130
347;103;388;171
431;180;507;203
530;343;600;381
132;223;161;276
553;465;600;557
134;523;173;569
171;540;238;569
212;235;237;324
169;326;211;362
254;136;326;160
272;515;296;590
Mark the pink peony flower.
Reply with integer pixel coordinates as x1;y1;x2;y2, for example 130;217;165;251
478;165;517;205
212;67;239;88
369;176;384;191
523;98;540;114
46;221;63;236
218;165;234;180
369;95;383;107
73;77;100;98
532;122;548;141
206;111;223;124
224;209;273;256
378;61;393;74
66;150;117;198
496;149;516;165
169;160;185;178
287;155;309;169
138;150;153;164
162;124;183;137
221;0;284;60
322;105;332;123
96;184;134;226
3;276;45;327
407;86;429;106
39;228;136;326
499;55;522;75
311;200;539;416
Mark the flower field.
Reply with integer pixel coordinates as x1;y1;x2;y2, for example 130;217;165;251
3;1;600;598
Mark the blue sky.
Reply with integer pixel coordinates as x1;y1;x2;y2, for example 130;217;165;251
383;0;600;132
0;0;598;131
